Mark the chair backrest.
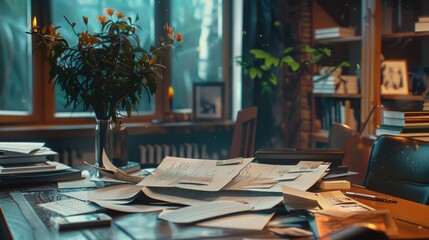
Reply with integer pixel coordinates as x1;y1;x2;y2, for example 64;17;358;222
365;135;429;205
328;123;374;186
229;106;257;158
328;123;357;149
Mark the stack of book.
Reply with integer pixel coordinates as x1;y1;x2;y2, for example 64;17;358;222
414;16;429;32
375;110;429;141
313;75;359;94
314;27;355;40
0;142;82;186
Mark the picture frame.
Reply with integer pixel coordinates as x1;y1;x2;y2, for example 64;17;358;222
381;60;409;95
193;82;224;120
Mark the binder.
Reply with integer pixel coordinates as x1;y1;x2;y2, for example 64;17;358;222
255;148;345;173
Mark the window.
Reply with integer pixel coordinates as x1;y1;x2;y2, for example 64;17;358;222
0;0;238;125
0;0;32;117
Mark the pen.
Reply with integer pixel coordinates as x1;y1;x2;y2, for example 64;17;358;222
345;192;398;203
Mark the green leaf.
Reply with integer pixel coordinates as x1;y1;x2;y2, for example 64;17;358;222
283;47;294;54
282;56;300;71
250;49;270;59
304;46;317;53
310;54;322;63
269;73;277;86
249;67;258;79
318;47;331;56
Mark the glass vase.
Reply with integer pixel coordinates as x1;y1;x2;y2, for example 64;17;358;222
95;118;113;177
111;120;128;167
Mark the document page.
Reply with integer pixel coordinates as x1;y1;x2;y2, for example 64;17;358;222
282;185;373;214
62;184;142;201
137;156;253;191
142;187;283;210
225;162;329;192
158;200;253;223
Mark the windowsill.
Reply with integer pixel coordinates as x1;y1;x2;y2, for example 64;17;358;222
0;120;235;139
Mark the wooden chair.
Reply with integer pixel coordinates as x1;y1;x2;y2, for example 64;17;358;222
229;106;258;158
365;135;429;205
328;123;357;149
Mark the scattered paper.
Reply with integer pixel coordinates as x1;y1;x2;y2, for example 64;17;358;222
0;142;45;155
158;200;253;223
39;199;102;216
142;187;283;211
62;184;142;201
225;162;329;192
93;200;177;213
198;211;275;230
58;170;97;189
281;185;373;214
137;156;253;191
269;227;313;237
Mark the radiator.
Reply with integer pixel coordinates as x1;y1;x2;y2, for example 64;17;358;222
139;143;224;165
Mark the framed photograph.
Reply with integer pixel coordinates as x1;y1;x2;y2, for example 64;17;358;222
193;82;224;120
381;60;409;95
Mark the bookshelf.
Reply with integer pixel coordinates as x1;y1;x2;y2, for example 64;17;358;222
310;0;364;147
378;0;429;115
309;0;429;147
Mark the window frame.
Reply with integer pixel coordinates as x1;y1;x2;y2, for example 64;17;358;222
0;0;235;126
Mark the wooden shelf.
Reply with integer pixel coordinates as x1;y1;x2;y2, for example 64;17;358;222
383;31;429;40
381;94;425;101
313;93;361;99
315;36;362;43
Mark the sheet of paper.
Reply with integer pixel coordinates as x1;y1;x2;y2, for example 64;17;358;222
62;184;142;201
137;156;253;191
142;187;282;211
58;170;97;189
158;200;253;223
0;142;45;155
224;162;329;192
281;185;374;215
197;211;275;230
0;161;70;176
93;200;177;213
223;163;295;190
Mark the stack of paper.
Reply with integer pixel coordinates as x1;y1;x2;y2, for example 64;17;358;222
0;142;82;186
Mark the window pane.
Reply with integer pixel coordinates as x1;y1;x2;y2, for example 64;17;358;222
0;0;32;114
51;0;155;117
170;0;224;110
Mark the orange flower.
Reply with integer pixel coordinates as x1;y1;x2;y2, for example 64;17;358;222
82;16;88;25
117;11;126;19
174;32;183;42
164;23;173;38
149;57;157;65
97;16;107;24
48;25;62;40
105;8;114;16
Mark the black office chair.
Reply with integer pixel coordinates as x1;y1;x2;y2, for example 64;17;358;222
365;135;429;205
229;106;257;158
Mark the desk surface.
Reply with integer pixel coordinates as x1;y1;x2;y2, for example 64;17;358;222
1;184;429;240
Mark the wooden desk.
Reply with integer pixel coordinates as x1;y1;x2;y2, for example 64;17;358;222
1;184;429;240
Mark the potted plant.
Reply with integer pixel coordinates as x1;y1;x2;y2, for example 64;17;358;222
28;8;183;169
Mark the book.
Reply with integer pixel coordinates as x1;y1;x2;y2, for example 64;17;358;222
418;16;429;22
0;168;82;187
415;21;429;32
315;27;355;35
0;162;56;173
0;142;45;156
378;124;429;133
375;128;429;137
0;148;58;164
382;110;429;119
382;117;429;127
